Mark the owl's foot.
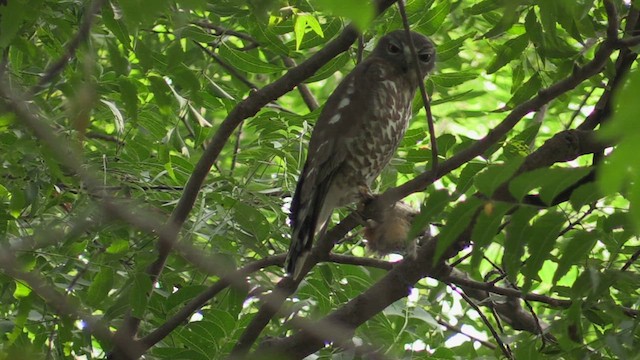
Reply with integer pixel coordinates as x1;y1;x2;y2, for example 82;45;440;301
357;185;376;211
357;185;374;201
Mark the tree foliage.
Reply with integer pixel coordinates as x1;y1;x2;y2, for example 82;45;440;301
1;0;639;359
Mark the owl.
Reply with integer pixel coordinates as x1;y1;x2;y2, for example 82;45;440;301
286;30;436;277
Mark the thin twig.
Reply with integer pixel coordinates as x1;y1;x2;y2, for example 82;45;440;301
85;131;125;145
558;203;597;238
397;0;439;174
482;255;547;348
230;120;244;176
454;288;514;360
436;317;497;350
194;41;258;90
193;21;260;44
621;248;640;271
565;88;596;130
29;0;105;95
193;23;321;112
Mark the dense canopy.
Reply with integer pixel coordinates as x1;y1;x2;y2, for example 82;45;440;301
1;0;640;359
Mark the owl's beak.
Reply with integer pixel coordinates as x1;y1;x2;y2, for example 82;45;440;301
402;46;413;72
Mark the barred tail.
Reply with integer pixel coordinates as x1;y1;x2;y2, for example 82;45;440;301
285;166;332;277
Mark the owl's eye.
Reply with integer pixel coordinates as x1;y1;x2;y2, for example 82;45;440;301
387;43;401;54
418;53;432;63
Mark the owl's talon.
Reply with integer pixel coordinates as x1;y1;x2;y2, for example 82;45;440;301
357;187;377;212
358;185;374;200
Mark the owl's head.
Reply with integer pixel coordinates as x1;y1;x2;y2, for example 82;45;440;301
373;30;436;82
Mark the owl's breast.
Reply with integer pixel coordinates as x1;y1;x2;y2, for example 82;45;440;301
337;78;414;193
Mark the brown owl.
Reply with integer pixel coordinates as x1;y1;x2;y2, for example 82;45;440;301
286;30;436;277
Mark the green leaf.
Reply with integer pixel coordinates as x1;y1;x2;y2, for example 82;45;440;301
466;0;503;15
108;40;130;76
304;53;350;83
177;321;223;357
486;34;528;74
119;77;139;120
218;45;282;73
430;90;484;106
130;272;152;318
247;19;290;55
569;182;601;210
435;197;482;261
436;32;475;63
431;71;479;88
509;167;592;204
148;75;174;110
521;211;565;286
503;207;538;281
456;162;486;195
599;69;640;232
418;0;451;36
151;348;208;360
176;25;217;43
524;9;544;47
103;4;132;49
553;230;598;284
294;14;324;50
474;158;524;197
87;268;115;307
294;15;307;51
507;74;542;108
481;5;519;39
166;285;208;311
234;202;270;240
106;239;130;254
408;189;451;240
13;281;31;299
470;202;512;268
314;0;375;30
0;0;27;48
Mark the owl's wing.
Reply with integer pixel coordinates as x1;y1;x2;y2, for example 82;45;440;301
286;58;388;276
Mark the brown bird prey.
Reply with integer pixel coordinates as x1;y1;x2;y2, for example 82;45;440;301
286;30;436;277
